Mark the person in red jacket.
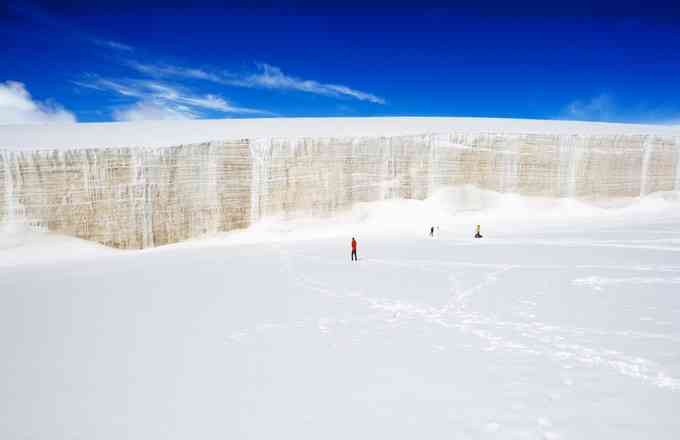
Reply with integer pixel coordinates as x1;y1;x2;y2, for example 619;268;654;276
351;237;358;261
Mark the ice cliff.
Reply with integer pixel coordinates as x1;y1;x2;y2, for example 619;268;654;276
2;118;680;248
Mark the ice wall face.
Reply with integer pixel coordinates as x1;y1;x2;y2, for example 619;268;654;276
0;142;250;248
250;135;434;220
1;132;679;248
432;133;678;198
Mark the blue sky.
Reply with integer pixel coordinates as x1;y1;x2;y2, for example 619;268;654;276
2;1;680;124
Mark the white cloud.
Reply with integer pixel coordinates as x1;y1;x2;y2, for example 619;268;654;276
93;39;134;52
562;94;615;122
561;94;680;124
112;100;197;121
75;76;269;117
127;61;222;82
324;84;385;104
74;77;141;97
128;61;386;104
0;81;76;125
239;64;386;104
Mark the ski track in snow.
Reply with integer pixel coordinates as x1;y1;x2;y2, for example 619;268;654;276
226;246;680;393
572;276;680;290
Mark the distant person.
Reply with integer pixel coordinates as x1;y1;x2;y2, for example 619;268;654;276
351;237;358;261
430;226;434;237
474;224;483;239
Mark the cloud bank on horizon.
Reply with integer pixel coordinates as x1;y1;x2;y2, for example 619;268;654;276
0;81;76;125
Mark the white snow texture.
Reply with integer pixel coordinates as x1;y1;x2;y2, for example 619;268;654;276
1;118;680;439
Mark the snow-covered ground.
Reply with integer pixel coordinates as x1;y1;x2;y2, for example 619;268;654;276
1;188;680;439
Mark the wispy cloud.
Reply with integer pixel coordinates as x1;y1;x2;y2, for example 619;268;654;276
0;81;76;125
112;100;198;121
93;39;134;52
561;94;680;125
562;94;615;122
128;61;386;104
128;61;222;82
75;75;270;120
239;64;386;104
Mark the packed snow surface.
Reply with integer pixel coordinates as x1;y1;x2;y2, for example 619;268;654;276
1;189;680;439
2;116;680;150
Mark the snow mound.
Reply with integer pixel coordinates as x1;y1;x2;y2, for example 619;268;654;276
167;187;680;248
4;186;680;260
0;223;118;267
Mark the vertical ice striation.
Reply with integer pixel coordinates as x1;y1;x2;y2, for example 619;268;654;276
0;141;251;247
675;145;680;191
132;148;153;248
1;150;30;230
248;135;433;220
1;150;15;227
1;130;679;248
558;135;580;198
640;136;653;197
249;138;270;223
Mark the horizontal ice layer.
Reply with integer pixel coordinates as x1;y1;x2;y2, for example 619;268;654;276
2;117;680;150
2;118;680;248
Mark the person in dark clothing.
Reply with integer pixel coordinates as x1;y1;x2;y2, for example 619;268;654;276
351;237;358;261
430;226;434;237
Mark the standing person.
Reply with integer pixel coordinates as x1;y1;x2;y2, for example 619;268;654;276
430;226;434;237
351;237;358;261
475;224;483;238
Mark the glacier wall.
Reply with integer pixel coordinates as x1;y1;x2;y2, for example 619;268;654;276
0;142;251;248
2;132;680;248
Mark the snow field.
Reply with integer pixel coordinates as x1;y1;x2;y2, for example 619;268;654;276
1;189;680;439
